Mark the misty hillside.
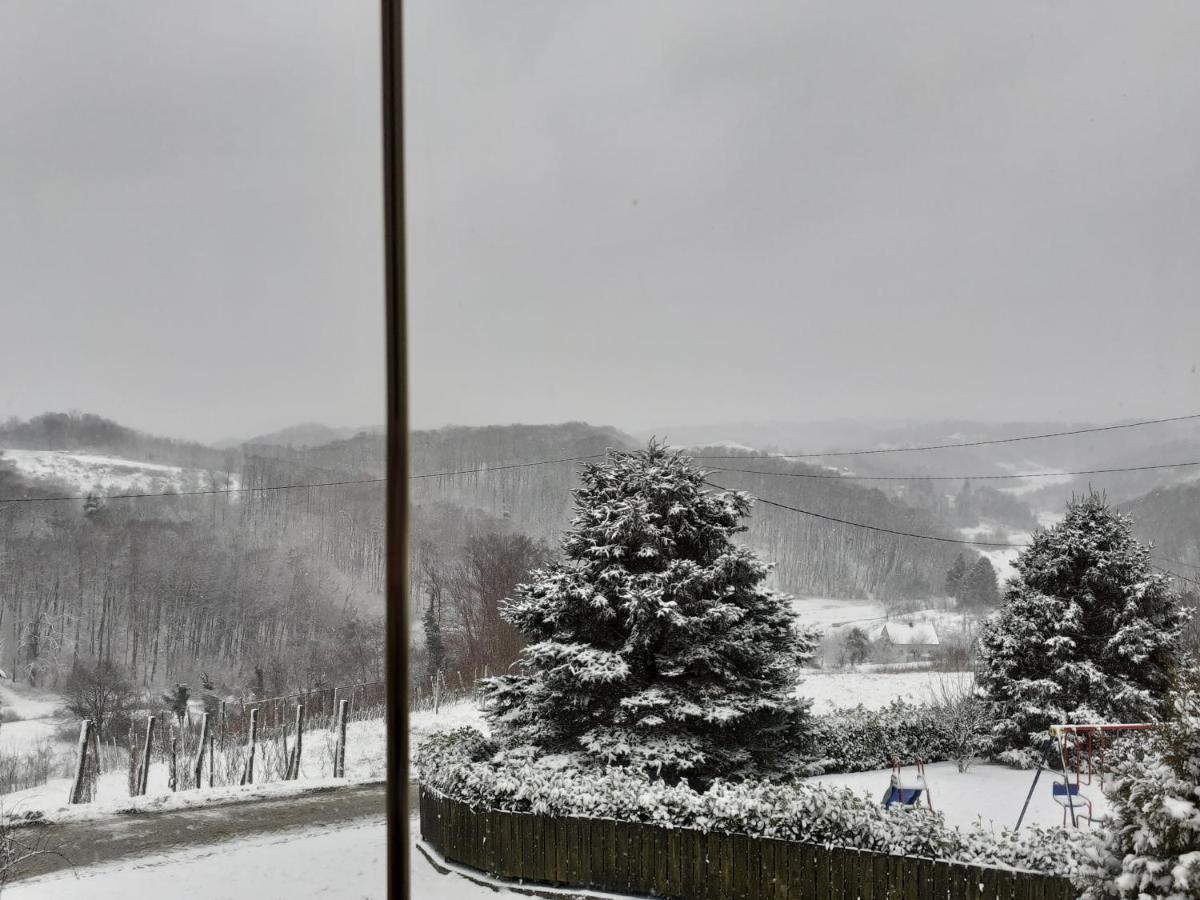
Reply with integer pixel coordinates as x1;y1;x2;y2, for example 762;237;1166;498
229;422;380;450
1121;482;1200;571
0;413;385;697
0;411;230;470
692;450;987;600
650;417;1200;521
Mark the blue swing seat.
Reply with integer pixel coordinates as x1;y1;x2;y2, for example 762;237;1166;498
882;785;924;807
1052;781;1094;825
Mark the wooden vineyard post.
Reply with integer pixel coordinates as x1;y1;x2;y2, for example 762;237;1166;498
69;719;96;804
137;715;156;796
285;703;304;780
193;712;210;788
241;708;259;785
208;727;216;788
218;700;226;754
334;699;350;778
168;733;179;792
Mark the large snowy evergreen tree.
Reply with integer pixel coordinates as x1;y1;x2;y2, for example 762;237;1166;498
1078;666;1200;900
977;493;1183;759
481;442;818;786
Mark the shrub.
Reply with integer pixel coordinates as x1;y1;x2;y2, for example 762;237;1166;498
417;727;1088;877
801;700;965;774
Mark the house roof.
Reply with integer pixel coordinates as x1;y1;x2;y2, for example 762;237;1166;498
874;621;940;646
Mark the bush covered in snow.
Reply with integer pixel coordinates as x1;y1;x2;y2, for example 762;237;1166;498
802;700;965;774
978;493;1182;762
1077;668;1200;900
481;443;820;786
418;727;1088;876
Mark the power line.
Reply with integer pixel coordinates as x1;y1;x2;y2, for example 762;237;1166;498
1154;555;1200;574
692;412;1200;460
708;481;1200;590
408;454;603;479
703;479;1025;547
708;460;1200;482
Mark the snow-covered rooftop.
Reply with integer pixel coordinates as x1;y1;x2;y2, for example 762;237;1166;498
873;621;940;646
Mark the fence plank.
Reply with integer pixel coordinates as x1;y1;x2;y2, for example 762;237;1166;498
847;849;864;900
666;827;681;897
872;854;888;900
704;830;722;900
591;818;607;890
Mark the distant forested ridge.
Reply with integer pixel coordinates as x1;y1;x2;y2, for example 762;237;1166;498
1121;481;1200;571
0;414;1024;697
0;412;230;469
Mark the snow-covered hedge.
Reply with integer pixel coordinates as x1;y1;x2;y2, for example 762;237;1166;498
417;727;1087;877
803;700;964;774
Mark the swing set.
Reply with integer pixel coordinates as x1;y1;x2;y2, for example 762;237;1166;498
881;757;932;810
1015;722;1154;830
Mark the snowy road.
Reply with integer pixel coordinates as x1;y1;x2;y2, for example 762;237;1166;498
6;782;386;884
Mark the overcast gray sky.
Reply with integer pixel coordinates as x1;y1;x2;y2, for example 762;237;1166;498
4;2;1199;443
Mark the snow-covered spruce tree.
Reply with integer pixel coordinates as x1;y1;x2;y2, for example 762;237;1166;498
1078;665;1200;900
977;492;1183;760
480;442;819;786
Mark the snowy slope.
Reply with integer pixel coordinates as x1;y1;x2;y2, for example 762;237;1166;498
0;449;238;496
0;682;68;754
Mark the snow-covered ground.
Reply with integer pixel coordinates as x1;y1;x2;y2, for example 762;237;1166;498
411;701;487;743
790;596;888;632
7;818;388;899
0;682;69;754
800;669;964;712
0;449;238;496
0;716;386;825
809;760;1110;832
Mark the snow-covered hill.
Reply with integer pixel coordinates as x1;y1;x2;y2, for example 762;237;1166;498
0;449;238;496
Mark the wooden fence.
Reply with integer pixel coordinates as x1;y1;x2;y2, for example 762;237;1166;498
420;788;1078;900
219;680;385;741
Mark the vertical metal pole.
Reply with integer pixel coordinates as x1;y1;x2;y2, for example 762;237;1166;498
382;1;411;895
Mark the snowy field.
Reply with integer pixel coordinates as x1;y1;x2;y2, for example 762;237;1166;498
0;717;386;824
0;449;238;496
0;682;69;754
800;669;965;712
808;760;1110;832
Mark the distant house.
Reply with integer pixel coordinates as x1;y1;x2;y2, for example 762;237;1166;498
872;621;940;661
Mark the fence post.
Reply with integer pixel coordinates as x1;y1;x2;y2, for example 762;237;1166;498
241;708;259;785
219;700;226;754
208;727;215;788
334;699;350;778
68;719;95;804
137;715;156;797
286;703;304;780
168;732;179;792
193;712;210;789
